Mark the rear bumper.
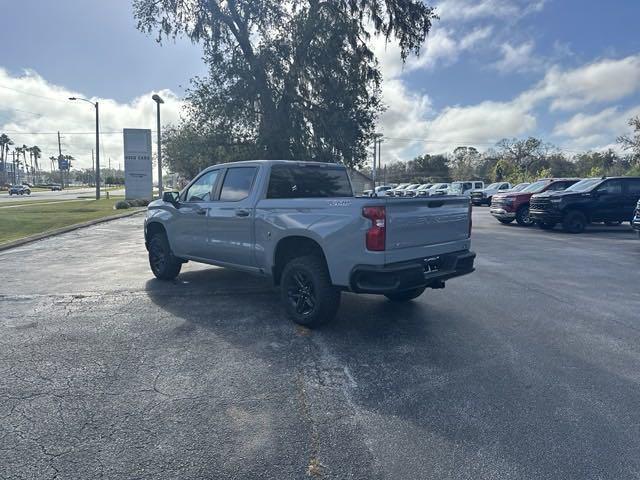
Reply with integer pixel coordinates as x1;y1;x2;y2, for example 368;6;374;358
349;250;476;294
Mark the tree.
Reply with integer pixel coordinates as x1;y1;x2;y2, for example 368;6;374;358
134;0;437;171
449;146;481;180
617;116;640;162
0;134;12;185
30;146;41;184
496;137;550;175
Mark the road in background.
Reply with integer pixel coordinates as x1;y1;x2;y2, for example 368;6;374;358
1;210;639;479
0;188;125;203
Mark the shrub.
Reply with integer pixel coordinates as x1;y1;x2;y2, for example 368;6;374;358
115;200;131;210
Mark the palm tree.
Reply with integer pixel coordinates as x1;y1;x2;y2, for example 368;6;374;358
31;145;41;184
0;134;12;185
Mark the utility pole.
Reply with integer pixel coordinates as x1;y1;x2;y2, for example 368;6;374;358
152;94;164;197
11;150;16;184
92;150;95;187
372;133;383;191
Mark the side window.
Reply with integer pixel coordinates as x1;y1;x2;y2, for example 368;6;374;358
220;167;258;202
499;183;509;190
548;182;567;191
624;179;640;195
184;170;219;202
598;180;623;195
475;182;483;189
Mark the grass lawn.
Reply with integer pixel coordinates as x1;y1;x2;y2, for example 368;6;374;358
0;199;140;245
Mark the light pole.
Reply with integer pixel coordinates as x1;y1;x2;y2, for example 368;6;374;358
152;94;164;197
69;97;100;199
372;133;383;190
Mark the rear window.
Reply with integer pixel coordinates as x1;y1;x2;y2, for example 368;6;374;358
267;164;353;199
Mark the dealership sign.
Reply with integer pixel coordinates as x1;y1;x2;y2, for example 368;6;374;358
123;128;153;200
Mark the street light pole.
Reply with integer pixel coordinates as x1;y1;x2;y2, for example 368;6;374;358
372;133;383;190
152;94;164;197
69;97;100;200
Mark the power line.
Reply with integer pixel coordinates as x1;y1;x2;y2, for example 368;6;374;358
0;84;70;103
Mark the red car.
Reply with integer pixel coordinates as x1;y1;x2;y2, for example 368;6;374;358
490;178;581;226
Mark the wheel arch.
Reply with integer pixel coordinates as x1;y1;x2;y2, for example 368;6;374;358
272;235;329;286
145;221;168;249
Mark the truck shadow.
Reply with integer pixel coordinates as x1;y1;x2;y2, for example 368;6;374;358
143;266;637;479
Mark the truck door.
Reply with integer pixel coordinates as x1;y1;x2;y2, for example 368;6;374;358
623;179;640;220
207;166;259;267
593;180;625;222
172;169;221;259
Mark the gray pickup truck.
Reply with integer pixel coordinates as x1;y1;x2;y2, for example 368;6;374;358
144;160;475;327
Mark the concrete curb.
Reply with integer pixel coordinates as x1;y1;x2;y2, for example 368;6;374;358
0;209;145;252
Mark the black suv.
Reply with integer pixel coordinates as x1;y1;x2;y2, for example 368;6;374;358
633;198;640;238
530;177;640;233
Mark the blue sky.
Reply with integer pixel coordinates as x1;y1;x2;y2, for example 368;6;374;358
1;0;639;167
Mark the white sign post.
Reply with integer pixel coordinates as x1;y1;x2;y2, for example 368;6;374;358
123;128;153;200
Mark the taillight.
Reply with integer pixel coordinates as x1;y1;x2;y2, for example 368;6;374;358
363;206;386;251
468;201;473;237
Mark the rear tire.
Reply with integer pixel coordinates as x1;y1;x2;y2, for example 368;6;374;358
497;218;514;224
562;210;587;234
385;287;426;302
280;255;340;328
148;233;182;280
515;205;534;226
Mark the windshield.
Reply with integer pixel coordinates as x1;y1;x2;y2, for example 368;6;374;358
565;178;601;192
522;181;549;193
486;183;500;189
511;183;529;192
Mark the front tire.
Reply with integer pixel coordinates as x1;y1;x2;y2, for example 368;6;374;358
280;255;340;328
385;287;426;302
148;233;182;280
515;205;534;226
562;210;587;234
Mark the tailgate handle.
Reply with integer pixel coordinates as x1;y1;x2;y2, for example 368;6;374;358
428;201;445;208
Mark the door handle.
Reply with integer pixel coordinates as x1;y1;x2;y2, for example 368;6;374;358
235;209;250;217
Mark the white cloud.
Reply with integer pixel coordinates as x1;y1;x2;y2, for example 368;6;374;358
493;41;540;73
0;68;183;170
522;55;640;111
553;105;640;149
435;0;547;22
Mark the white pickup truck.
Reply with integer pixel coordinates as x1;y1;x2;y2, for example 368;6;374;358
145;160;476;327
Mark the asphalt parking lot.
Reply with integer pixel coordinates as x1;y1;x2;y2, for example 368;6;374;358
1;209;639;480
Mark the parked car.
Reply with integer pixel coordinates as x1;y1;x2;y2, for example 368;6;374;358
632;199;640;238
529;176;640;233
470;182;511;206
386;183;411;196
508;182;530;192
50;184;62;191
490;178;580;226
415;184;434;197
362;185;393;197
428;183;451;195
145;160;476;327
8;184;31;196
449;181;485;196
401;184;423;197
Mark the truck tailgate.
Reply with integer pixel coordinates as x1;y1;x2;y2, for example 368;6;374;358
384;197;471;261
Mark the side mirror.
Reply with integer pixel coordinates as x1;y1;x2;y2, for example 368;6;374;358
162;191;180;206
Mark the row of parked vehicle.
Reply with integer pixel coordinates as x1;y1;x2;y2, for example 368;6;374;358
365;180;490;198
486;176;640;234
